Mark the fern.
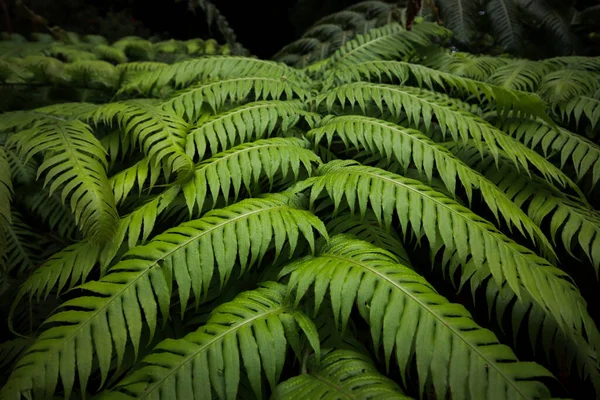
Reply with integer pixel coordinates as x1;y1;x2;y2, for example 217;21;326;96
7;117;119;243
274;348;410;399
283;235;553;399
103;282;319;400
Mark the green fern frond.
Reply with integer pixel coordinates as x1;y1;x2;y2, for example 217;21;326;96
486;0;522;52
318;82;579;195
103;282;319;400
92;99;194;180
0;195;327;399
63;60;120;90
7;118;119;243
325;209;410;265
306;161;600;353
421;49;509;80
109;159;163;205
0;147;12;226
2;210;44;274
274;348;410;399
537;69;600;106
325;60;549;119
35;102;101;119
121;56;307;96
499;116;600;187
92;44;128;64
22;189;79;240
185;100;305;161
308;115;554;257
543;56;600;72
486;60;549;92
0;338;32;374
182;137;320;215
560;95;600;131
283;235;553;399
4;146;36;185
325;22;450;69
10;240;100;307
163;76;310;121
436;0;481;45
449;142;600;275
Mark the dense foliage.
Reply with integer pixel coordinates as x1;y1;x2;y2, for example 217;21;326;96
1;8;600;400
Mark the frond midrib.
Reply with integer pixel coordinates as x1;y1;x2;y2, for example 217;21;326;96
130;306;286;399
321;252;530;399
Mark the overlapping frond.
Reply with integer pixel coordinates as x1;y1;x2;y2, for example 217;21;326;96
283;235;553;399
103;282;319;400
0;195;327;399
0;147;12;226
274;348;411;399
560;95;600;131
486;60;549;92
308;115;554;257
537;68;600;107
182;137;320;215
22;190;78;240
185;100;305;161
324;60;549;119
304;161;600;354
318;82;579;195
448;141;600;275
120;56;308;96
421;49;509;80
2;210;44;274
498;116;600;187
10;240;100;309
109;159;164;205
6;118;118;244
486;0;522;52
324;22;450;69
92;99;194;180
436;0;481;45
163;76;310;121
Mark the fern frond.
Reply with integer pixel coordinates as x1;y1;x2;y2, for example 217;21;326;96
7;118;119;243
63;60;120;90
537;69;600;106
182;137;319;215
486;60;549;92
436;0;481;45
499;116;600;187
274;348;410;399
0;338;32;374
325;209;410;265
449;141;600;275
10;240;100;307
163;76;310;121
326;22;450;69
0;195;327;399
185;100;305;161
92;44;128;64
4;146;36;185
109;159;163;205
283;235;553;399
103;282;319;400
306;161;600;353
325;60;549;119
2;210;44;274
421;49;509;80
22;189;78;240
120;56;307;96
319;82;579;195
486;0;522;52
543;56;600;72
516;0;575;55
0;147;12;226
560;95;600;131
309;115;554;257
92;99;194;180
